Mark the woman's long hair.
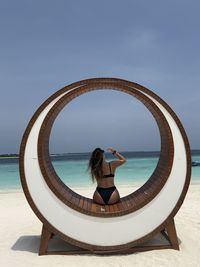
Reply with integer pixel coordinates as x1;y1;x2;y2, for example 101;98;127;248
87;148;104;183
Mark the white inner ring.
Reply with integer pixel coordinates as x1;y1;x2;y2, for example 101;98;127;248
24;88;187;246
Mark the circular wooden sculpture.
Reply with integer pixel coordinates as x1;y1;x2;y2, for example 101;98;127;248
19;78;191;255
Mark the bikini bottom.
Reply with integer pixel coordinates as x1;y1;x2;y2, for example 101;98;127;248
96;186;116;204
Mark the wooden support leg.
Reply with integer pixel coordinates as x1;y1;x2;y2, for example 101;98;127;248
165;219;179;250
39;224;52;255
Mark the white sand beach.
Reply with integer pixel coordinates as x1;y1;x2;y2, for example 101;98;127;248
0;184;199;267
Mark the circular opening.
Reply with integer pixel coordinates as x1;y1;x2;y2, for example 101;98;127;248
49;89;161;198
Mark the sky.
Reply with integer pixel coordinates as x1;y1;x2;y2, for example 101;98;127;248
0;0;199;154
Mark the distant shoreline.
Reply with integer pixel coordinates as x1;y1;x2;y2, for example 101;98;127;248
1;149;200;158
0;154;19;159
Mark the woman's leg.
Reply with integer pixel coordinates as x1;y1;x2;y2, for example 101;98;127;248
107;189;120;205
93;190;105;204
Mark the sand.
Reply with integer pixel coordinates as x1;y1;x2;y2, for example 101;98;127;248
0;185;199;267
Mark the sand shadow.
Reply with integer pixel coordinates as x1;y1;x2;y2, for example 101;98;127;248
11;233;182;255
11;235;79;254
11;235;40;253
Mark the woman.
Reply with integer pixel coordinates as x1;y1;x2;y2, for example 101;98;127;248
87;147;126;205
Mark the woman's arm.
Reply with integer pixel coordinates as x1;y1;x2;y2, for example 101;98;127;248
107;147;126;168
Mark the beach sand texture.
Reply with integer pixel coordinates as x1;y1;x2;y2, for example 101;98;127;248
0;185;199;267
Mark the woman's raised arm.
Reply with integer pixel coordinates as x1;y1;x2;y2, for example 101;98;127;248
107;147;126;168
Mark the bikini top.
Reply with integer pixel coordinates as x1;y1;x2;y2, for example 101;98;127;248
102;162;115;178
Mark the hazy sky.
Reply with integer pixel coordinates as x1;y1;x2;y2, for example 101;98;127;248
0;0;199;154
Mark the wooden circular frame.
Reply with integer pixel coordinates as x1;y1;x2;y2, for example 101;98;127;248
19;77;191;252
37;81;174;217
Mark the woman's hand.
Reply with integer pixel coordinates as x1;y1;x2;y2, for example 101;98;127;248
107;147;115;153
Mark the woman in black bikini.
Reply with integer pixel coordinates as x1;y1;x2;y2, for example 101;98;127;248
87;147;126;205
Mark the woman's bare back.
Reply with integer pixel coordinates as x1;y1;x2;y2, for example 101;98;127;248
93;148;126;205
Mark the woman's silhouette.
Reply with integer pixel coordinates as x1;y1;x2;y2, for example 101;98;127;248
87;147;126;205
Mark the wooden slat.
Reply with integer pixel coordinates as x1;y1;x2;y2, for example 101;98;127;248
74;195;81;206
124;195;132;209
83;198;88;211
87;199;92;213
91;203;99;213
120;197;129;210
96;204;106;214
112;203;119;212
115;201;123;212
104;205;110;213
127;194;137;207
79;197;84;209
108;204;114;213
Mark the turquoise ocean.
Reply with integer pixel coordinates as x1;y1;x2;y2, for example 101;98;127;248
0;151;200;193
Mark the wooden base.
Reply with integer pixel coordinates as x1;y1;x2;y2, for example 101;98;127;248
39;219;179;256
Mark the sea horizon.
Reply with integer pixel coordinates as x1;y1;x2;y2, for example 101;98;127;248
1;149;200;158
0;149;200;194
